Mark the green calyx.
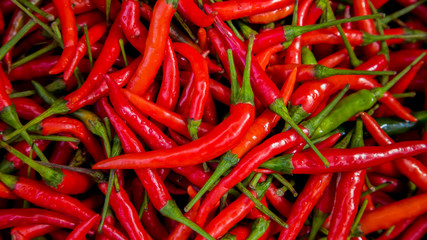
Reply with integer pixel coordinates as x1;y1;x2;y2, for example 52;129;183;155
188;119;202;140
285;104;310;131
270;99;329;167
260;154;294;174
0;159;17;174
308;209;330;240
167;0;179;9
372;52;426;99
160;200;215;240
247;218;270;240
0;172;18;190
314;65;396;79
185;151;239;212
3;98;69;142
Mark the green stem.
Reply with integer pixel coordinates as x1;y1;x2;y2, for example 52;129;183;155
372;52;426;98
249;172;263;190
308;209;329;240
174;12;198;42
83;25;94;69
239;36;255;105
0;20;36;61
118;38;128;67
247;218;270;240
138;191;150;219
184;151;239;212
0;140;64;188
17;0;55;21
106;0;111;23
227;20;245;42
27;135;79;142
2;99;70;142
227;50;239;105
160;200;215;240
237;21;258;39
315;65;395;79
11;41;58;69
392;92;416;99
8;90;35;99
98;169;116;232
350;199;368;234
380;0;427;25
360;182;391;198
271;173;297;197
236;182;288;228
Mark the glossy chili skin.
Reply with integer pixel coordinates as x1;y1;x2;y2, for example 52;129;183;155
400;213;427;240
38;117;105;162
0;140;50;172
63;21;107;80
49;0;78;75
375;217;416;240
248;3;294;24
196;128;308;227
141;202;169;240
99;183;151;240
353;0;381;57
65;214;100;240
10;224;59;240
0;208;79;230
126;0;178;95
12;97;46;121
210;0;293;21
278;173;332;240
359;193;427;234
120;0;148;53
177;0;214;27
261;141;427;174
93;102;254;169
360;112;427;191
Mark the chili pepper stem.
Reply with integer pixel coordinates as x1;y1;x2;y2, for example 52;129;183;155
247;218;270;240
3;99;70;141
372;52;427;99
0;20;36;61
285;13;384;43
315;65;396;78
160;200;215;240
0;140;64;187
269;99;329;167
188;119;202;140
0;172;17;190
308;209;329;240
185;151;239;212
380;0;427;25
363;33;427;45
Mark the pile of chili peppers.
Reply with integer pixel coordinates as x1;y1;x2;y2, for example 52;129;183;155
0;0;427;239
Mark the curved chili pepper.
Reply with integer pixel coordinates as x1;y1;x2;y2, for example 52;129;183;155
359;193;427;234
360;112;427;192
390;60;424;94
177;0;214;27
367;173;405;193
0;173;127;240
123;89;213;139
120;0;148;53
277;173;331;240
34;117;105;162
248;3;294;24
400;213;427;240
98;183;151;240
211;0;293;21
173;42;209;139
353;0;381;57
11;224;59;240
261;140;427;174
0;208;82;230
141;202;169;240
126;0;178;95
12;97;45;121
317;48;349;68
63;21;107;80
49;0;78;75
66;214;100;240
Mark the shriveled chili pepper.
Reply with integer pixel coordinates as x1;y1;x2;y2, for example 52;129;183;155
0;173;127;240
360;112;427;192
358;193;427;234
261;140;427;174
65;214;100;240
63;21;107;80
126;0;178;95
173;42;209;139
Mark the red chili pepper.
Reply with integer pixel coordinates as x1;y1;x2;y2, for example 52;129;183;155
0;208;80;230
177;0;214;27
63;21;107;80
11;224;59;240
49;0;78;75
261;141;427;174
126;0;178;95
396;0;427;25
0;173;127;240
173;42;210;139
12;97;45;121
360;112;427;192
265;182;292;218
279;173;332;240
367;173;405;193
400;213;427;240
0;139;50;172
0;66;13;94
210;0;293;21
120;0;148;53
317;48;349;68
390;60;424;94
141;202;169;240
359;193;427;234
75;10;105;28
36;117;105;162
353;0;381;57
98;183;151;240
65;214;100;240
91;0;121;20
248;3;294;24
